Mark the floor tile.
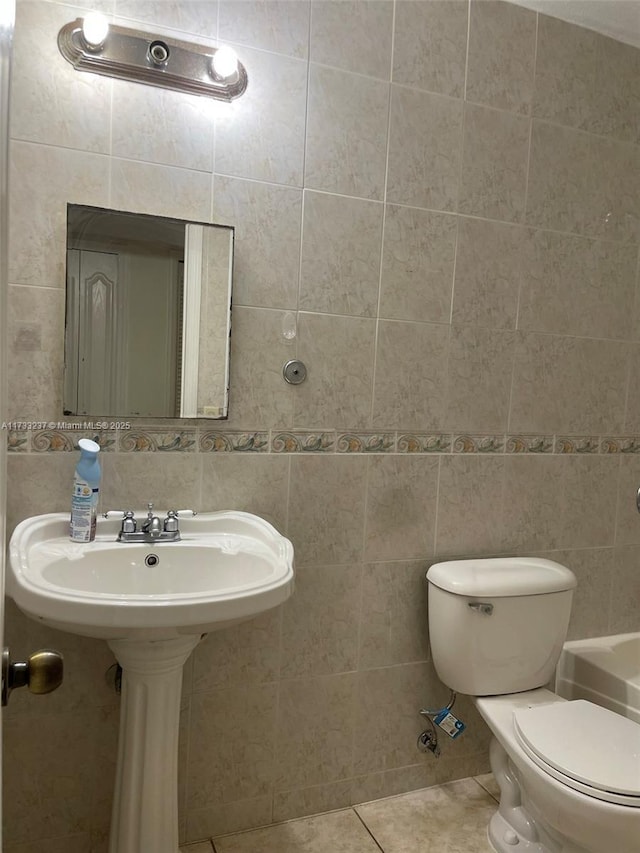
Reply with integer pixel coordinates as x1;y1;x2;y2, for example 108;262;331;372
213;809;381;853
355;778;495;852
474;773;500;802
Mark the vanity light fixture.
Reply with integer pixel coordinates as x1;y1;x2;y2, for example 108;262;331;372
58;14;248;101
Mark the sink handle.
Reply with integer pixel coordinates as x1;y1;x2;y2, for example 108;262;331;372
174;510;197;517
103;509;128;518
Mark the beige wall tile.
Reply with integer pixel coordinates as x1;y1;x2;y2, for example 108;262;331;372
219;0;310;59
7;454;75;536
300;192;383;316
380;206;456;323
610;546;640;633
116;0;218;36
275;674;356;789
281;564;362;678
11;1;112;152
305;65;389;200
519;231;638;340
614;455;640;546
501;455;564;551
623;345;640;431
466;0;536;115
534;14;640;144
393;0;468;97
99;452;202;510
310;1;393;78
186;796;272;843
192;608;282;690
358;560;430;669
350;763;437;806
459;104;530;223
187;684;278;809
294;313;376;429
509;332;628;435
446;326;515;433
559;456;618;549
387;86;462;211
273;779;352;823
353;662;433;775
288;455;367;566
8;285;65;420
452;218;525;330
200;453;289;532
9;141;109;287
372;320;449;430
364;455;438;561
110;158;211;222
224;307;296;429
538;548;614;641
112;82;215;171
435;455;506;557
212;176;302;309
215;47;307;186
526;120;640;242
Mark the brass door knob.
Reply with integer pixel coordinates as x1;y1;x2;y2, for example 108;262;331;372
2;648;64;706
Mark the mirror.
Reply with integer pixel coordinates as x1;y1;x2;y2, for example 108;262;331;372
64;204;233;419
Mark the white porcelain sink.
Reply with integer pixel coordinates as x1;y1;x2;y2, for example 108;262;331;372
8;509;295;853
8;510;294;640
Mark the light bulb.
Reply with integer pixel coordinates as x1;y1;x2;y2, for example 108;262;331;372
211;46;238;80
81;12;109;49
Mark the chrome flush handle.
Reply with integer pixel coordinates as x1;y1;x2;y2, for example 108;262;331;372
468;601;494;616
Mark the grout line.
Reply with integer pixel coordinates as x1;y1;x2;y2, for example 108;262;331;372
353;806;386;852
522;10;538;223
463;0;471;102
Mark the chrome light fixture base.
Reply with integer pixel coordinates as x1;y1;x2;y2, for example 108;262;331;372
58;18;248;101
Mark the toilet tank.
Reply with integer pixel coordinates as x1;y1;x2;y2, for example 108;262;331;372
426;558;577;696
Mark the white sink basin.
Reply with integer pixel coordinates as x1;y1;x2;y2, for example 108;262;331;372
8;510;295;640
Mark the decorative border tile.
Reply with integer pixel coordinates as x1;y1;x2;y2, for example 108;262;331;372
31;430;75;452
397;433;452;453
600;437;640;454
453;434;504;453
555;436;599;454
7;430;29;452
336;433;395;452
506;435;553;454
271;431;335;452
199;431;268;452
119;430;197;452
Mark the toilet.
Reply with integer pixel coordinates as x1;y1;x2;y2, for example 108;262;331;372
426;557;640;853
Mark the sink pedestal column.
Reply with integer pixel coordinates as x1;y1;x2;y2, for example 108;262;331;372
107;636;200;853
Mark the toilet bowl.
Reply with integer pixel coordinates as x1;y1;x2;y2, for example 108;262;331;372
426;557;640;853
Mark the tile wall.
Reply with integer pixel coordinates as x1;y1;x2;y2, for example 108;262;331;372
5;0;640;849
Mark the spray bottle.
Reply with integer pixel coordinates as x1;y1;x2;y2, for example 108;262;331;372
70;438;101;542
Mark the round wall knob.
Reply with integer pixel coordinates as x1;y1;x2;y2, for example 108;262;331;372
283;359;307;385
2;648;64;706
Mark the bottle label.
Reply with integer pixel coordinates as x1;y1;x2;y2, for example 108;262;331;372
70;480;99;542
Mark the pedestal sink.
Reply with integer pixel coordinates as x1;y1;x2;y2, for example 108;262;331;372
8;511;294;853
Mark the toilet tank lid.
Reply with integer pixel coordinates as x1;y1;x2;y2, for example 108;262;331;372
426;558;577;597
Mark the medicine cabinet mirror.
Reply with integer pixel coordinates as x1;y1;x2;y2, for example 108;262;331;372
64;204;233;419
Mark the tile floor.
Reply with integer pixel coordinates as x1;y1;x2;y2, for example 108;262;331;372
180;774;500;853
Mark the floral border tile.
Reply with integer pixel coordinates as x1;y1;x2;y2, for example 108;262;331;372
600;436;640;454
199;431;269;452
31;430;76;452
506;435;553;454
7;430;29;452
453;434;504;453
271;431;335;452
119;430;197;452
397;433;452;453
336;433;395;452
555;436;599;454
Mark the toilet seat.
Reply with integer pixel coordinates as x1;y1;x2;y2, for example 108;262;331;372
514;699;640;807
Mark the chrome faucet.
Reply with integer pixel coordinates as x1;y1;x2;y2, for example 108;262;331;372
104;506;196;543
